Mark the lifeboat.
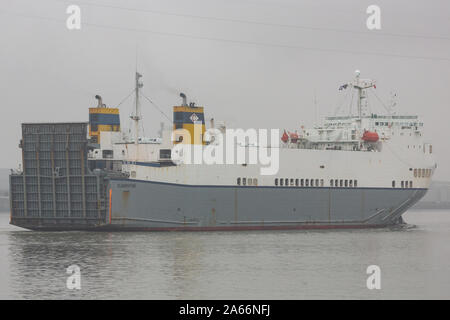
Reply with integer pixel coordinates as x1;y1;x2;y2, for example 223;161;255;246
362;130;379;142
281;130;289;143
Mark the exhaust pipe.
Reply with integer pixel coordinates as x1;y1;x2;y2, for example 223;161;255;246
95;95;105;108
180;93;187;106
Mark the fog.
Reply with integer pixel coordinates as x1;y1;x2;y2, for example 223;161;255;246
0;0;449;178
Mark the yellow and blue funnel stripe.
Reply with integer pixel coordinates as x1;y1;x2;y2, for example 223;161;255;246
173;106;205;145
89;107;120;143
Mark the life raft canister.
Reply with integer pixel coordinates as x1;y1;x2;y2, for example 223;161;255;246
362;130;379;142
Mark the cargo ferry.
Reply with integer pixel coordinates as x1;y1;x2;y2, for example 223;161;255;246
9;71;436;231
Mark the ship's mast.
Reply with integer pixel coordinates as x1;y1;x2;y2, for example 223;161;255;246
344;70;376;133
351;70;376;120
131;72;143;144
130;72;143;160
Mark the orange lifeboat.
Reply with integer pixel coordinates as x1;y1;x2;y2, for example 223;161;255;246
362;130;379;142
281;130;289;143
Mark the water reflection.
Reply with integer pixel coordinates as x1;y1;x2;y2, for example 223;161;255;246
3;211;450;299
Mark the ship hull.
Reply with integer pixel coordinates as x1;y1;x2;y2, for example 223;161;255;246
12;178;427;231
99;178;427;231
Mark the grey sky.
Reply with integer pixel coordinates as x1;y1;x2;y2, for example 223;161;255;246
1;0;449;178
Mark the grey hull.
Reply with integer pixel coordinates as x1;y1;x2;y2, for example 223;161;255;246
101;179;427;231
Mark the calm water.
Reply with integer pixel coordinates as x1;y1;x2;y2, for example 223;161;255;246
0;210;449;299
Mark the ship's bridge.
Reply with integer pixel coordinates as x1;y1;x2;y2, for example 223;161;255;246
287;113;426;152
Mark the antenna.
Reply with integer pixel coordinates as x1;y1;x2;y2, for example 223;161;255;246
313;90;318;125
130;72;143;149
389;91;398;114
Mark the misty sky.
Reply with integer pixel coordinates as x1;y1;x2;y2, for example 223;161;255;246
0;0;449;178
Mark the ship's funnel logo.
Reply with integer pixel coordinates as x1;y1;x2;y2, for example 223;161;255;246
189;113;199;122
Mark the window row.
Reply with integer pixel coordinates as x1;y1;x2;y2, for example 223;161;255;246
275;178;325;187
329;179;358;188
237;177;258;186
414;168;431;178
273;178;360;188
392;181;413;188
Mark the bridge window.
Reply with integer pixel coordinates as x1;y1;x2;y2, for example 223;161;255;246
242;178;247;186
290;178;294;186
253;178;258;186
354;180;358;187
305;179;309;187
410;181;413;188
248;178;253;186
344;180;348;187
330;179;334;187
401;181;404;188
280;178;283;186
414;169;417;177
320;179;324;187
159;149;171;160
301;179;304;187
316;179;320;187
285;178;289;186
340;180;343;187
349;180;353;187
295;179;299;186
237;178;241;185
392;180;396;188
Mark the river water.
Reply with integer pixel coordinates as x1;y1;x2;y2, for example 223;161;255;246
0;210;449;299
